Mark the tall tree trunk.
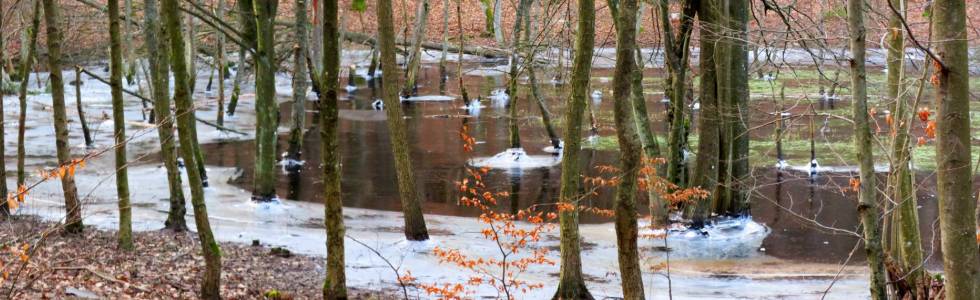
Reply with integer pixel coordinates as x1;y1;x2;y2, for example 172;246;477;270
75;67;94;148
630;15;665;225
523;5;559;150
402;0;429;96
553;0;594;297
689;0;719;226
227;0;257;116
0;0;8;219
228;48;248;116
216;0;227;126
145;0;187;231
163;0;222;295
711;1;732;214
491;0;503;45
108;0;133;250
123;0;135;83
377;0;430;241
479;0;493;37
847;0;887;298
885;0;926;296
933;0;980;298
726;0;749;213
321;0;347;297
17;0;41;190
287;0;309;162
659;0;695;187
438;0;449;80
41;0;83;233
609;0;644;297
505;0;532;149
251;0;280;201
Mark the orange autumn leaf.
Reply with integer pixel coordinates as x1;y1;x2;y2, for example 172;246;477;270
17;185;26;202
849;178;861;192
925;121;937;138
918;107;930;122
917;136;927;146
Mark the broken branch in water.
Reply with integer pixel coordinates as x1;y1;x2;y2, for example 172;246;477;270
75;66;248;135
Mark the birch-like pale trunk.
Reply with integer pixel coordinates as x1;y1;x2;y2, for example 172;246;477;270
847;0;887;297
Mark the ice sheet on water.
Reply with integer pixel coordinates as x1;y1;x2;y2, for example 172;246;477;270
785;163;890;174
468;148;561;171
542;140;564;154
660;217;770;260
402;95;456;102
279;159;305;172
488;88;509;106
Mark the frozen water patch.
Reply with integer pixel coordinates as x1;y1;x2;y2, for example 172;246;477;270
468;148;562;171
402;95;455;102
775;159;788;170
279;158;305;172
786;163;890;174
461;100;484;116
488;88;509;107
542;140;564;154
655;217;770;260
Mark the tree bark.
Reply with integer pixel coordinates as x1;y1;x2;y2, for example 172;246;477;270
609;0;645;297
321;0;347;298
0;0;8;219
933;0;980;298
659;0;695;187
523;5;559;150
251;0;281;201
885;0;926;297
402;0;429;96
492;0;503;45
41;0;84;233
162;0;222;296
504;0;532;149
216;0;227;127
377;0;430;241
145;0;188;231
108;0;133;250
689;0;719;226
227;0;257;116
726;0;749;214
286;0;309;162
552;0;595;297
17;0;41;190
847;0;888;298
75;67;94;148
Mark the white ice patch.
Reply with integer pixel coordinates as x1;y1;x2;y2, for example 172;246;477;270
279;158;306;170
488;88;509;107
468;148;562;171
355;68;380;80
462;100;484;116
657;217;770;259
542;140;564;154
775;159;788;170
402;95;455;102
786;162;891;174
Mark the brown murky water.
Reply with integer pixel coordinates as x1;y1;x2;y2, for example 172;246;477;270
197;63;944;268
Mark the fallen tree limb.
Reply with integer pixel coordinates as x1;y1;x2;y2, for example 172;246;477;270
341;31;511;58
77;67;248;135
